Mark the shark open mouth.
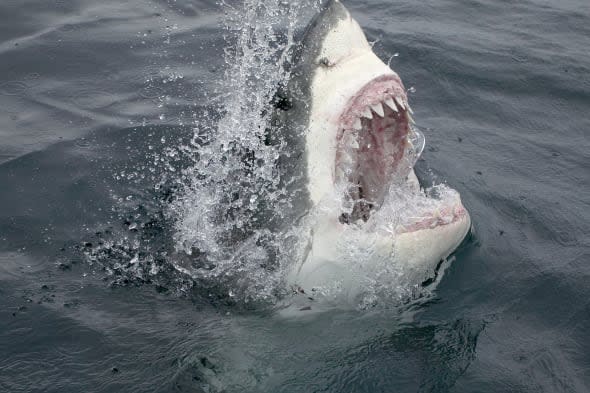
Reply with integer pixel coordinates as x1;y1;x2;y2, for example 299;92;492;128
335;75;413;223
334;75;467;228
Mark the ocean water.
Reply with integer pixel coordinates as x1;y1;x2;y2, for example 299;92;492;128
1;0;589;392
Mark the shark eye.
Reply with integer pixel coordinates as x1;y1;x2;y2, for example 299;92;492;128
318;57;335;67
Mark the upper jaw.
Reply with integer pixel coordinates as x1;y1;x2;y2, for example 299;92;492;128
338;74;412;131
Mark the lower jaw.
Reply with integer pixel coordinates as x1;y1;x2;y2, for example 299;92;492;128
392;210;471;269
336;179;468;231
336;206;471;267
335;203;470;237
287;207;471;294
395;206;469;234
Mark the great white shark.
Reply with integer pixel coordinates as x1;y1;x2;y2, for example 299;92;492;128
269;0;471;303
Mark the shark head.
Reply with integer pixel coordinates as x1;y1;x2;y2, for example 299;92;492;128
277;0;471;300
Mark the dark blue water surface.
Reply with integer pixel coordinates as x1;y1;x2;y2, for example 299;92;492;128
1;0;589;392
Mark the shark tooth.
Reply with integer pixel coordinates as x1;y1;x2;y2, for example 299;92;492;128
395;96;406;110
371;103;384;117
407;104;414;115
353;118;362;130
408;113;415;124
361;107;373;119
384;97;398;112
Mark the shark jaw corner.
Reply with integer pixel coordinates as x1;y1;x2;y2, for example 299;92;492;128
272;0;471;304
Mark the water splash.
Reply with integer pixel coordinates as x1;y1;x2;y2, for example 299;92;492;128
167;0;318;305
